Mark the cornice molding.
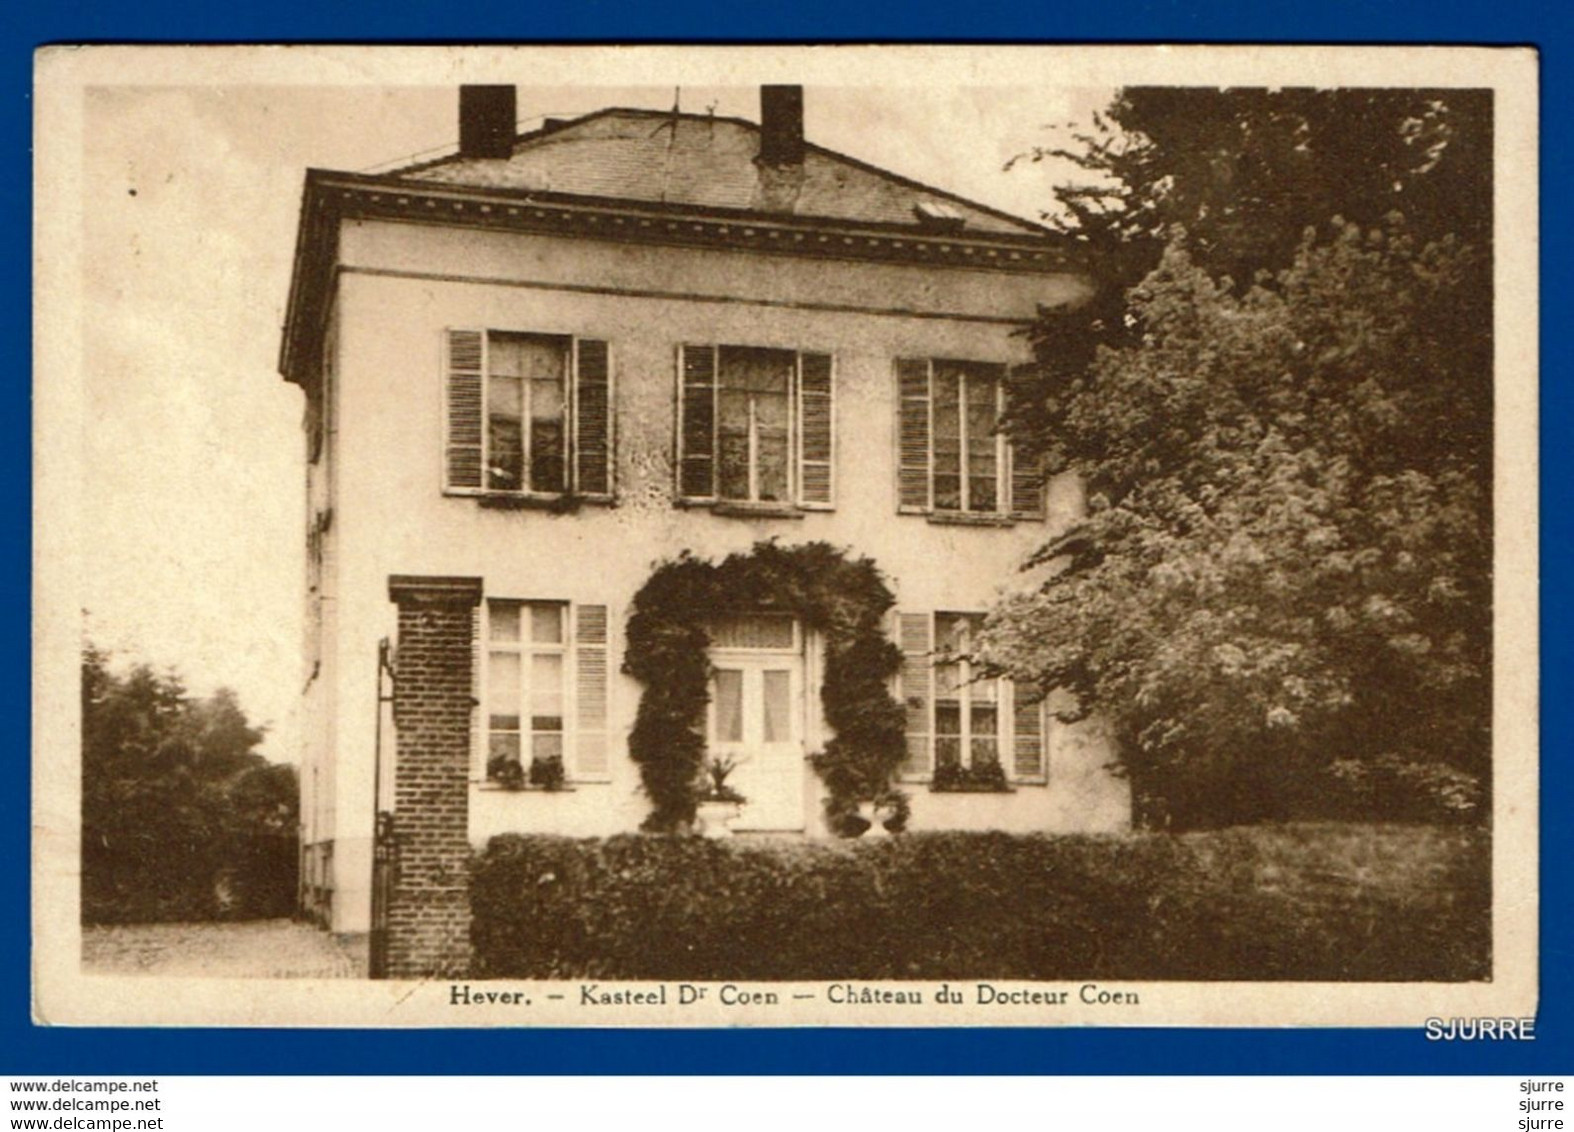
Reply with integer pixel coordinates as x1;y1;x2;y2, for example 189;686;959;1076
281;169;1087;388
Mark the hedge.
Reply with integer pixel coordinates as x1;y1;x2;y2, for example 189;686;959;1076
82;831;298;925
471;823;1489;981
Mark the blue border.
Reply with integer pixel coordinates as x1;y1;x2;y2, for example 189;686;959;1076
11;0;1567;1076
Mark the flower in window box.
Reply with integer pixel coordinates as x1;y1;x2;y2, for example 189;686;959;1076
528;754;566;792
931;756;1010;793
487;753;526;790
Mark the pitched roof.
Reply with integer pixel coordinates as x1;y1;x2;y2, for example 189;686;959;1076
393;108;1048;238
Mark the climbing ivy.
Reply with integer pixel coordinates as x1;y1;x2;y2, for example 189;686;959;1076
623;540;908;835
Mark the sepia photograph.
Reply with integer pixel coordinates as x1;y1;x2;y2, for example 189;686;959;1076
31;45;1538;1027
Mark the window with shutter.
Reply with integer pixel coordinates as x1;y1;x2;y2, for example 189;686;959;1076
678;343;836;511
443;328;615;500
482;599;613;786
895;357;1039;521
899;609;1048;786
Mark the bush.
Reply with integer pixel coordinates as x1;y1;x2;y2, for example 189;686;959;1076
82;831;298;925
471;824;1488;981
1323;756;1484;823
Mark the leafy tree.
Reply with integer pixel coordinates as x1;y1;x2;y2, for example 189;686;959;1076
81;645;299;922
988;89;1492;827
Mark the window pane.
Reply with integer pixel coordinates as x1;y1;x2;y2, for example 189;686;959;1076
935;701;962;736
755;359;791;395
718;388;750;430
933;368;961;509
487;376;523;490
721;347;791;395
757;429;789;502
488;336;522;377
531;653;564;720
934;365;961;414
529;377;565;493
529;603;563;644
754;387;790;430
968;475;998;512
718;430;750;500
970;733;1000;768
531;373;565;420
489;602;521;643
936;613;971;655
487;732;522;779
966;403;998;450
514;335;566;381
487;652;520;729
935;660;963;700
713;669;743;743
531;733;564;759
762;669;791;742
709;614;795;649
935;736;962;769
965;368;998;412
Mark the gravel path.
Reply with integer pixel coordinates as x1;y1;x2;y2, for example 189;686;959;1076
82;919;365;978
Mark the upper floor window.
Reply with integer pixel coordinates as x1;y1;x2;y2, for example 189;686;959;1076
678;345;834;510
443;329;613;500
896;358;1043;520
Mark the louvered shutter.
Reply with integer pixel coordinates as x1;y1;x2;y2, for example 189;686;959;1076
679;345;717;498
896;358;931;512
445;329;485;492
574;604;611;780
898;612;934;778
574;339;613;497
1011;682;1047;782
1010;448;1045;519
797;352;834;508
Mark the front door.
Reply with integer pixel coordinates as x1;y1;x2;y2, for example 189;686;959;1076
709;654;805;831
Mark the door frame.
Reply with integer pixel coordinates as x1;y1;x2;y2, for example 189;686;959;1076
707;631;808;832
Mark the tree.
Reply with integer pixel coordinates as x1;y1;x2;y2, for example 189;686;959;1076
988;89;1493;827
81;645;299;922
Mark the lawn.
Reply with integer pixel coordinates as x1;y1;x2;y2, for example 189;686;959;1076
471;822;1490;981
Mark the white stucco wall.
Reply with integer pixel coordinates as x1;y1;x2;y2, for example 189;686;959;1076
307;218;1128;933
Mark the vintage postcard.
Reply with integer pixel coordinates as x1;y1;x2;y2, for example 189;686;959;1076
33;44;1538;1027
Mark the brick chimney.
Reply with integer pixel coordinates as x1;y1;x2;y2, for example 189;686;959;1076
458;85;517;160
758;85;805;167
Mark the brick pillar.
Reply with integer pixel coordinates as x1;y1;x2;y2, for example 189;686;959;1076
386;575;482;979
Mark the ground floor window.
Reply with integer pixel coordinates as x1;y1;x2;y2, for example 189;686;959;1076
933;613;1000;771
481;598;609;787
898;610;1047;787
